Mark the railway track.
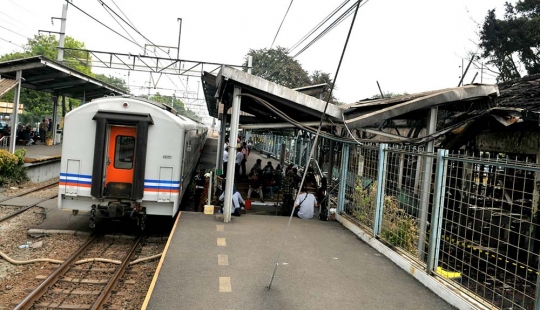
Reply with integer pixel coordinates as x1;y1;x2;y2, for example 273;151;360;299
0;182;59;224
14;234;143;310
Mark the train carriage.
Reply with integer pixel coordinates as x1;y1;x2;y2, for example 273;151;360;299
58;95;207;229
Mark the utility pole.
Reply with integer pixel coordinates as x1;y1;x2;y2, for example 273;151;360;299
481;62;484;83
57;2;69;61
177;18;182;60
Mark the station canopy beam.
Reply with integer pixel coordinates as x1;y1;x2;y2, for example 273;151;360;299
0;55;127;101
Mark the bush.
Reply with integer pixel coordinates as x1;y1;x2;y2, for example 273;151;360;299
0;149;28;186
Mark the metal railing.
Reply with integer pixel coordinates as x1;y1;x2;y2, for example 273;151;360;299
340;144;540;309
0;136;9;150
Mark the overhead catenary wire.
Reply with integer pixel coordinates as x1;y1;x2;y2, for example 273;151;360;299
66;1;140;46
93;0;193;111
270;0;294;49
287;0;350;53
0;37;25;49
0;25;30;40
267;0;364;291
293;0;370;58
96;0;170;57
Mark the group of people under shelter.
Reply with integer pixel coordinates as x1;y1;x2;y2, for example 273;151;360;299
203;136;326;219
0;118;52;146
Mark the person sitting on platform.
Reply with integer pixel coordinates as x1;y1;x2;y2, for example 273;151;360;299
251;158;263;176
294;186;317;219
219;185;244;217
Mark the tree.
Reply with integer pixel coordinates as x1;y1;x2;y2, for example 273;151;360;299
244;46;310;88
244;47;339;103
147;92;202;122
0;34;95;119
370;92;409;99
479;1;540;81
310;70;339;103
95;74;130;93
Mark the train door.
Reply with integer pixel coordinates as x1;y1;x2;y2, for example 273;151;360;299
104;126;136;198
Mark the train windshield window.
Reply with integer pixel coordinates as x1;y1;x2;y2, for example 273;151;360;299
115;136;135;169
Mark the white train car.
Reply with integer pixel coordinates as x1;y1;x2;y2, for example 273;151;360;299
58;95;207;229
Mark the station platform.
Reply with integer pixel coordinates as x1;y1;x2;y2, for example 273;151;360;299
16;143;62;163
145;212;453;310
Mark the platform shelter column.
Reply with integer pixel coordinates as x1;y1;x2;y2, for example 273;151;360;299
9;70;22;154
223;86;241;223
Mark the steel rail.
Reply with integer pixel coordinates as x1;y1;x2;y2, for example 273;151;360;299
0;182;59;203
92;235;143;309
0;194;58;223
14;235;98;310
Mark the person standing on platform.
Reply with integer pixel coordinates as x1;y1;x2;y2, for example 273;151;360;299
39;119;47;143
294;187;317;219
281;170;295;215
240;142;249;178
193;168;206;212
235;147;243;180
223;148;229;178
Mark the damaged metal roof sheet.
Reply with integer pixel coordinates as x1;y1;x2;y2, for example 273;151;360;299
343;84;499;129
497;74;540;113
203;66;342;124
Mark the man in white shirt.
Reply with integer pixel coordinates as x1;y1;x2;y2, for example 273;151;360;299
293;187;317;219
235;147;243;180
223;148;228;177
219;185;245;216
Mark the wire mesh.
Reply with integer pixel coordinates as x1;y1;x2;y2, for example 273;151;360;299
438;151;540;309
344;144;379;230
377;147;435;262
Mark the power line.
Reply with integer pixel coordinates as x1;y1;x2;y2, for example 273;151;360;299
288;0;350;53
67;1;140;46
270;0;294;49
293;0;369;58
97;0;143;50
110;0;138;30
0;25;30;39
267;0;363;290
96;0;170;56
0;11;29;28
0;37;25;49
96;0;188;101
7;0;39;18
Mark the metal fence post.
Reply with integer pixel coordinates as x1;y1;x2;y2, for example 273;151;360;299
427;149;448;273
373;144;388;236
337;144;350;214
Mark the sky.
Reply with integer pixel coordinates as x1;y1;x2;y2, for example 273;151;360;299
0;0;508;123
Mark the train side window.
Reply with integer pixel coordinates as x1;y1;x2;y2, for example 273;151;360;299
115;136;135;169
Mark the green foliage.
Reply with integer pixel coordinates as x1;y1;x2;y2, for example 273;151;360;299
244;47;340;103
148;93;202;122
352;179;418;256
244;46;310;88
0;34;129;119
370;91;409;99
380;195;419;256
14;149;26;165
0;149;28;186
480;1;540;81
351;180;377;228
95;74;130;93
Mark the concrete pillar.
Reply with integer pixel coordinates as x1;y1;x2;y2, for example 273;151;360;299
9;70;22;154
223;87;242;223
